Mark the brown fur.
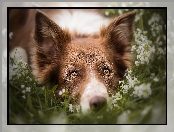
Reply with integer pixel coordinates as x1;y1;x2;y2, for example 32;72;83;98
9;9;136;105
31;10;136;101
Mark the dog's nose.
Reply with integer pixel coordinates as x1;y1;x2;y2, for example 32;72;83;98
89;96;107;111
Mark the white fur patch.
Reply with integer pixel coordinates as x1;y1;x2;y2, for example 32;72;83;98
52;10;110;35
80;69;108;112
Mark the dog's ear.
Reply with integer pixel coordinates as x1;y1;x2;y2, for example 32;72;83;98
34;10;71;54
101;11;136;78
31;10;71;84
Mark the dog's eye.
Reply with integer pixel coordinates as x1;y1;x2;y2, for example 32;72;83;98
103;68;110;76
71;71;78;77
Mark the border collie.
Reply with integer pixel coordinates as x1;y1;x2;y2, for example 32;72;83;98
9;8;136;112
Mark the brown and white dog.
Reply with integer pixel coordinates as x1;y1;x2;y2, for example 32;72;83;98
9;8;136;112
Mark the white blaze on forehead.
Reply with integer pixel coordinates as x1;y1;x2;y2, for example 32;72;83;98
80;68;108;112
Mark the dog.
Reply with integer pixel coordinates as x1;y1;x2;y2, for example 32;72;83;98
9;8;136;112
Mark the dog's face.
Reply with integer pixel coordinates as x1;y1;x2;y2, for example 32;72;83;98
31;10;136;112
59;38;119;111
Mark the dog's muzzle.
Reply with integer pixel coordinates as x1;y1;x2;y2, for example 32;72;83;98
80;75;108;113
89;96;107;111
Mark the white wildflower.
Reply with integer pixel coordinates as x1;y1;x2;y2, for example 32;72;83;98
135;10;144;22
27;76;32;81
150;45;155;53
69;104;74;113
126;74;131;80
133;77;140;85
135;61;139;66
153;77;159;82
137;28;141;32
133;83;152;98
128;78;135;88
131;45;136;51
148;13;162;25
122;89;128;94
26;87;31;92
22;90;26;94
75;105;81;113
158;47;165;55
118;9;122;15
119;80;124;84
151;23;162;37
42;86;45;90
158;41;163;46
128;70;132;74
123;85;129;90
115;92;122;100
21;84;25;88
22;95;26;99
58;91;63;96
127;76;140;88
111;92;123;107
134;28;155;65
111;98;117;106
58;89;66;96
62;89;65;93
105;11;109;16
97;115;103;120
135;16;140;22
143;31;147;34
29;77;32;81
